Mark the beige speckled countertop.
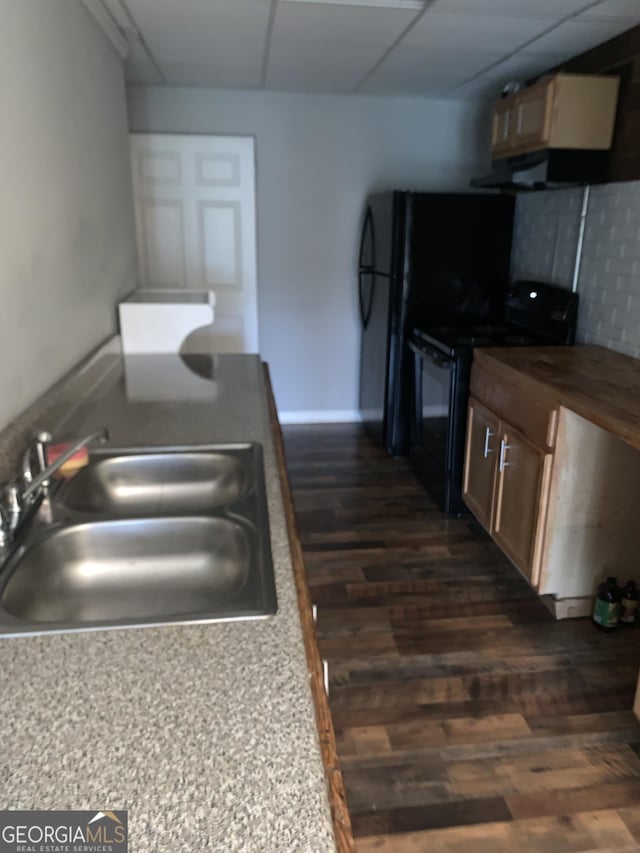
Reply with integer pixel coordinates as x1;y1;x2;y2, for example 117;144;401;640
0;348;336;851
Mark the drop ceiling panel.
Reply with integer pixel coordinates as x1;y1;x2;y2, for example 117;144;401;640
361;72;472;95
428;0;598;16
126;0;271;87
452;51;569;98
271;2;417;43
267;64;375;93
402;12;566;53
266;3;417;92
525;17;638;55
151;62;266;90
371;43;508;78
267;45;405;92
580;0;640;21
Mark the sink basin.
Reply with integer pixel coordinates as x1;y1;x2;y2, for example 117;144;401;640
2;517;252;624
0;443;276;635
57;451;249;516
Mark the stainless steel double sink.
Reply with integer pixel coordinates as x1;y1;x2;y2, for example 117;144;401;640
0;444;277;636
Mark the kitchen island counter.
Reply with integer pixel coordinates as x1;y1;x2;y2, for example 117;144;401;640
0;350;338;852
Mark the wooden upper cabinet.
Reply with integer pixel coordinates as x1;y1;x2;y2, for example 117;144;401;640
512;79;554;152
490;73;620;160
463;398;499;532
491;101;515;158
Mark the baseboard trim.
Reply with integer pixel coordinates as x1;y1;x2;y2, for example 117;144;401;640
277;409;362;425
540;594;592;620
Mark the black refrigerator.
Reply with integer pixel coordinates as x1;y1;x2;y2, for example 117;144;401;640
358;191;515;457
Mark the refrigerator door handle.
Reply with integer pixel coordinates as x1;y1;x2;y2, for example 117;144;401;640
359;270;375;330
358;207;375;269
358;206;377;329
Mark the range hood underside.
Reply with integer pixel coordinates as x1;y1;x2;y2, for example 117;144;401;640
471;148;610;191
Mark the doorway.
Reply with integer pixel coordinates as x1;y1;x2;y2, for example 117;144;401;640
129;133;258;353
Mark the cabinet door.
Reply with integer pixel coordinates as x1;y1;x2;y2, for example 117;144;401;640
511;79;554;154
462;398;500;531
491;100;515;158
493;425;551;585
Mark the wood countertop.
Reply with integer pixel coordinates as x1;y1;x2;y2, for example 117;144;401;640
473;344;640;452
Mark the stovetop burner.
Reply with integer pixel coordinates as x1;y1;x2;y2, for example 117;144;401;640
413;324;545;354
411;279;578;357
453;335;498;346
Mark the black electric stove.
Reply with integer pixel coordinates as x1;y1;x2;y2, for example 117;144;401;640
408;281;578;515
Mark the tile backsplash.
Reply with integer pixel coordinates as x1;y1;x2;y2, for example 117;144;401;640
512;181;640;359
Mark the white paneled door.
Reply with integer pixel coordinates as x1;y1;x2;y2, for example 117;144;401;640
129;133;258;353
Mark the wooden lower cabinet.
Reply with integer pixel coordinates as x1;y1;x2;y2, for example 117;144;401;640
463;398;499;531
493;425;552;586
463;396;552;586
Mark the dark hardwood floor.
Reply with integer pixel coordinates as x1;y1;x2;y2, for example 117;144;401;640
283;423;640;852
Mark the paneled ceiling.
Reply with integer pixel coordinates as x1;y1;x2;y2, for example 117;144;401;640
100;0;640;99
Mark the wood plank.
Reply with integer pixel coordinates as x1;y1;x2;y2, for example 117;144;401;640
507;778;640;821
356;808;640;853
386;713;533;751
351;796;513;838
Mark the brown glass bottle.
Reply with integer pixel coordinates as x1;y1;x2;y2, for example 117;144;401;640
592;577;621;632
620;580;639;626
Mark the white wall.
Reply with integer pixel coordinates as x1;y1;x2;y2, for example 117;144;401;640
512;182;640;359
0;1;137;431
127;85;490;419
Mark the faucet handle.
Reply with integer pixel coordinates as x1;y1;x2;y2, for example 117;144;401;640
22;430;52;490
0;484;21;547
4;484;21;523
0;504;9;548
33;430;52;473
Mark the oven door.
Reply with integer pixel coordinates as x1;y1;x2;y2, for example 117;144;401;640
408;338;470;515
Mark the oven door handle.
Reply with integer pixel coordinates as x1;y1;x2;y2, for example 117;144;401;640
409;340;452;369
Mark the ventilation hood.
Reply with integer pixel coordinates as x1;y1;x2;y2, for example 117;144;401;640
471;148;610;192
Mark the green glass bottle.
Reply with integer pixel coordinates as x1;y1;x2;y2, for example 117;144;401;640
592;577;621;632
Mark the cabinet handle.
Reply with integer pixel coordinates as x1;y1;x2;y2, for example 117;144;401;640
312;604;317;623
499;439;512;472
322;659;329;696
483;426;495;458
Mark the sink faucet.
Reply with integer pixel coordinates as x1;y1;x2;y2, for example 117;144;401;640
0;427;109;548
21;428;109;501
